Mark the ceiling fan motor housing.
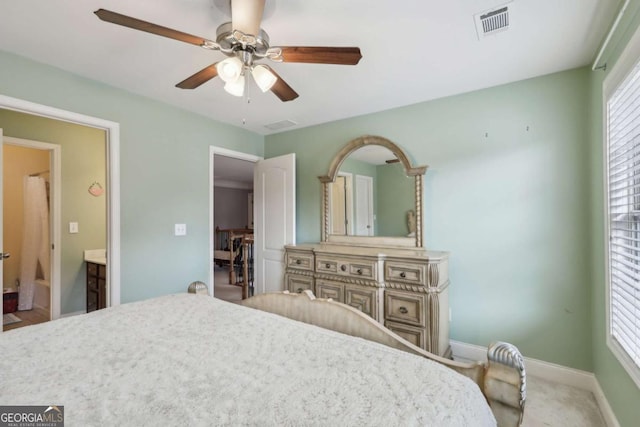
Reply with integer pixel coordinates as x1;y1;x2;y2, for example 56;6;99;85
216;22;270;57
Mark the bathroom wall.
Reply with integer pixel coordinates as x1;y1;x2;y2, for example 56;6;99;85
2;144;49;290
0;109;106;314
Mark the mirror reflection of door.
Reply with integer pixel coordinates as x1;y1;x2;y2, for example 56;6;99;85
329;173;353;235
355;175;374;236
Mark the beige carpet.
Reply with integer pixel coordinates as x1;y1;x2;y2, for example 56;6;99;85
213;267;242;303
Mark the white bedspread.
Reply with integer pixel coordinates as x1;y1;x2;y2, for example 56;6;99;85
0;294;495;426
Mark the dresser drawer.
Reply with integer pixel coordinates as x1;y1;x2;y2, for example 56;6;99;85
346;261;376;279
385;320;426;349
316;280;344;302
384;290;425;327
385;261;425;285
317;256;376;280
345;286;379;321
316;257;339;274
286;274;314;294
286;252;314;271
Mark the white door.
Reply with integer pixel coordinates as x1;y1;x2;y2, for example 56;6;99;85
355;175;374;236
254;153;296;294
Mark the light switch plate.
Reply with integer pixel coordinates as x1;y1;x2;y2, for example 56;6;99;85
174;223;187;236
69;222;79;234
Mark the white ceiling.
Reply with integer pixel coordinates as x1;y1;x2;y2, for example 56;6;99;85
214;154;254;187
0;0;619;135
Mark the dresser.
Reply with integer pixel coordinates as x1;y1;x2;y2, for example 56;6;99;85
285;243;451;357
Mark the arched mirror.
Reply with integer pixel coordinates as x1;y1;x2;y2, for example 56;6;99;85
319;135;427;248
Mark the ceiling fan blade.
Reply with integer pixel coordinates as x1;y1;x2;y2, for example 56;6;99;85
278;47;362;65
94;9;214;48
176;63;219;89
265;66;299;102
231;0;265;36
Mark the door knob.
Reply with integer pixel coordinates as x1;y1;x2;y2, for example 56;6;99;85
0;252;10;260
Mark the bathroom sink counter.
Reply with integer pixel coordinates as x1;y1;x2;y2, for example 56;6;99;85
84;249;106;266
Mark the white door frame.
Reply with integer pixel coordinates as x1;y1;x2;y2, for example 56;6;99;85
209;146;262;297
3;136;61;319
0;94;121;315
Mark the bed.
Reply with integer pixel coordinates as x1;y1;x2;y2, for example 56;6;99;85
0;292;524;426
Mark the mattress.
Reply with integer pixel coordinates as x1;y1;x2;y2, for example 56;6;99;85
0;294;495;426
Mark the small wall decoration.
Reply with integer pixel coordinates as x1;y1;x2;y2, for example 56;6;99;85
88;182;104;197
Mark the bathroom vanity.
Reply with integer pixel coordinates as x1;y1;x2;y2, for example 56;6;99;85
84;250;107;312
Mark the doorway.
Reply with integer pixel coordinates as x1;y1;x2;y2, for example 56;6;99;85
0;94;120;329
2;137;60;331
210;147;261;302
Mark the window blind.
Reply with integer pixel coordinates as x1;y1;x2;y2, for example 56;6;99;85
608;59;640;372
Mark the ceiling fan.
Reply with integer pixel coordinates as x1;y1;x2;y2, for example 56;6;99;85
94;0;362;102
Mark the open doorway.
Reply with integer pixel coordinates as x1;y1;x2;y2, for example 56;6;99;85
0;94;120;332
210;148;260;303
2;137;60;331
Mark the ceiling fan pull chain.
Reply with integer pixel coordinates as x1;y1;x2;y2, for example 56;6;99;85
242;70;251;126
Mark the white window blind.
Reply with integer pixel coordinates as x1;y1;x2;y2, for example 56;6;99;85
607;58;640;376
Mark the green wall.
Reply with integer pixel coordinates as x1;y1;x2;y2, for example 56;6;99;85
0;50;263;307
0;110;106;314
376;162;414;236
588;1;640;426
266;67;593;372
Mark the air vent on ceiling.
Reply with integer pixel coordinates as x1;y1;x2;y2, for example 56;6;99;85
474;3;511;39
264;119;297;131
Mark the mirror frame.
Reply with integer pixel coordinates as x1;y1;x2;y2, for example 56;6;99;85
319;135;428;248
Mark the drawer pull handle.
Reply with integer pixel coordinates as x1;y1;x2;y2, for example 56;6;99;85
399;306;408;314
325;263;331;269
340;264;347;272
297;288;304;293
400;272;407;278
296;259;301;265
357;269;363;275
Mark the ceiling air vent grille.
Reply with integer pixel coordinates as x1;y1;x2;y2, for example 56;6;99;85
264;119;297;131
475;4;511;39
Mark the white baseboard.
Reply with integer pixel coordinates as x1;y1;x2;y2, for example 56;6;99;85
450;340;620;427
591;378;621;427
59;310;85;318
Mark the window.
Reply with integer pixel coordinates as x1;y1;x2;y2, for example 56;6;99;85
605;33;640;388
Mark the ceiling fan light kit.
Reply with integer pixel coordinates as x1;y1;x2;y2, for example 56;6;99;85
252;64;277;93
224;74;246;97
94;0;362;102
216;56;243;83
